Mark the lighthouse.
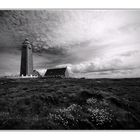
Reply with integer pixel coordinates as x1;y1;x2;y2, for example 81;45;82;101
20;38;33;76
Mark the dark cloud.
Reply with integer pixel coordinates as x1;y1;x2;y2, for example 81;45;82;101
0;10;66;49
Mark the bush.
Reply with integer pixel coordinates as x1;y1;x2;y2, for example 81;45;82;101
46;104;85;129
87;106;114;128
86;98;97;105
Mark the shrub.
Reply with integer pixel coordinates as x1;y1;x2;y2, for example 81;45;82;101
87;107;113;128
46;104;84;129
86;98;97;105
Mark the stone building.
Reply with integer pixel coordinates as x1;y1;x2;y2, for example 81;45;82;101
44;67;69;78
20;39;69;78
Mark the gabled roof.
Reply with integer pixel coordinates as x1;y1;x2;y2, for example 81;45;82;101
44;67;67;76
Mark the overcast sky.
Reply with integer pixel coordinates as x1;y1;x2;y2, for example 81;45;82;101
0;10;140;78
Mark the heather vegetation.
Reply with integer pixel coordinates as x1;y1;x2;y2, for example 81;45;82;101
0;78;140;129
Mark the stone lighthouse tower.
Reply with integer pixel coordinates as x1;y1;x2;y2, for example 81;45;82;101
20;38;33;76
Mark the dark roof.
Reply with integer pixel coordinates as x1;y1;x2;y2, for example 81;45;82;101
45;67;67;76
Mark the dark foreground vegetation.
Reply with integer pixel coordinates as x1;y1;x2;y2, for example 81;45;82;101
0;77;140;130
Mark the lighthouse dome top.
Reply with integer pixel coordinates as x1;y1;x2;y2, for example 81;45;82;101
22;38;31;45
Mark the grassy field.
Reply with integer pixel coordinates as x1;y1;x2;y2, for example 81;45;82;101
0;77;140;130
